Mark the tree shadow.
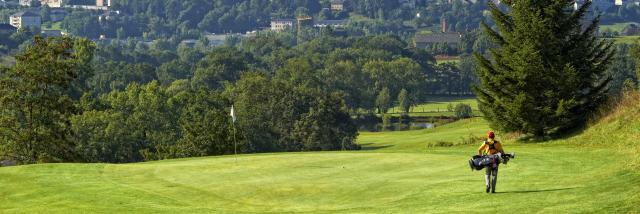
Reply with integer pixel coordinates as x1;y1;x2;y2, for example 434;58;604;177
359;143;395;150
495;187;580;194
514;125;588;144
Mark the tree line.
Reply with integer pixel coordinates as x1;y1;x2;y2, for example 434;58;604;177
0;36;360;164
0;30;489;164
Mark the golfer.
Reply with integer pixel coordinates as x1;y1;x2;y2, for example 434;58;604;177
477;131;504;193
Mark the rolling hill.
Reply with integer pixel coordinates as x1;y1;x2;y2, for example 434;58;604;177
0;94;639;213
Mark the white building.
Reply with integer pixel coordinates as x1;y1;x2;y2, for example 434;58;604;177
96;0;111;7
10;11;41;29
19;0;63;7
331;0;344;11
270;19;295;31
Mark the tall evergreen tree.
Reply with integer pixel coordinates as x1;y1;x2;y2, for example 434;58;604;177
474;0;615;137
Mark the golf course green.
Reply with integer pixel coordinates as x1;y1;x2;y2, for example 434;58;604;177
1;101;639;213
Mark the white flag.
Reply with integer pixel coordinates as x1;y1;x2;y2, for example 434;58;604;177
230;105;236;123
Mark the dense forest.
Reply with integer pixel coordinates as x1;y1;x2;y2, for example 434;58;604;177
0;32;477;164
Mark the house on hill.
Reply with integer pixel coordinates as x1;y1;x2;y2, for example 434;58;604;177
331;0;344;11
270;19;295;31
20;0;64;7
96;0;111;7
414;33;462;49
313;20;347;28
10;11;41;29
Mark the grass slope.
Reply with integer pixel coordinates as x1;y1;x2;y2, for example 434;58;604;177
600;22;638;33
1;96;639;213
387;97;479;117
359;118;487;152
613;36;640;45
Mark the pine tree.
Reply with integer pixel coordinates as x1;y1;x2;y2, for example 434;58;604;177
474;0;615;137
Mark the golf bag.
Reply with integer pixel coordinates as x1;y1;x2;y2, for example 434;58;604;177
468;153;515;171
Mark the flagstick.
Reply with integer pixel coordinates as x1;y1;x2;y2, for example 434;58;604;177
233;121;237;164
230;105;237;165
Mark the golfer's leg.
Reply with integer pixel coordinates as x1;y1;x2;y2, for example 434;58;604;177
485;167;491;191
491;167;498;192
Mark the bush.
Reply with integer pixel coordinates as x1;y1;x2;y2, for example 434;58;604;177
382;114;393;131
454;103;473;118
460;134;484;145
426;141;454;148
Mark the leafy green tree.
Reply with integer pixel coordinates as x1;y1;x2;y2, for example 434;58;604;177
631;44;640;86
232;72;359;152
72;81;179;162
175;89;235;157
398;88;411;114
607;45;637;93
376;87;392;113
474;1;615;137
321;60;374;111
292;88;359;151
192;47;250;89
454;103;473;119
0;37;94;163
364;58;425;103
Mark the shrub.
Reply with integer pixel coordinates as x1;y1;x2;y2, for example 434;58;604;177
426;141;454;148
382;114;393;131
454;103;473;118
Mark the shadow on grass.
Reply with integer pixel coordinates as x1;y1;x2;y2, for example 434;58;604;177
496;187;580;194
359;143;395;150
514;125;588;144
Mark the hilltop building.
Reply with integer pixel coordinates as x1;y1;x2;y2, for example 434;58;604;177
270;19;295;31
331;0;344;11
313;20;347;28
20;0;63;7
96;0;111;7
10;11;41;29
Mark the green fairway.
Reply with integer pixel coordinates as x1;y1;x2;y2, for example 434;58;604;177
359;118;488;151
388;96;478;116
600;22;638;33
613;36;640;45
435;59;460;65
41;22;63;31
1;104;639;213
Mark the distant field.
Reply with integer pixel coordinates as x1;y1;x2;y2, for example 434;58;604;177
42;22;63;31
359;117;489;152
435;59;460;64
613;36;640;44
387;96;479;117
600;22;638;33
